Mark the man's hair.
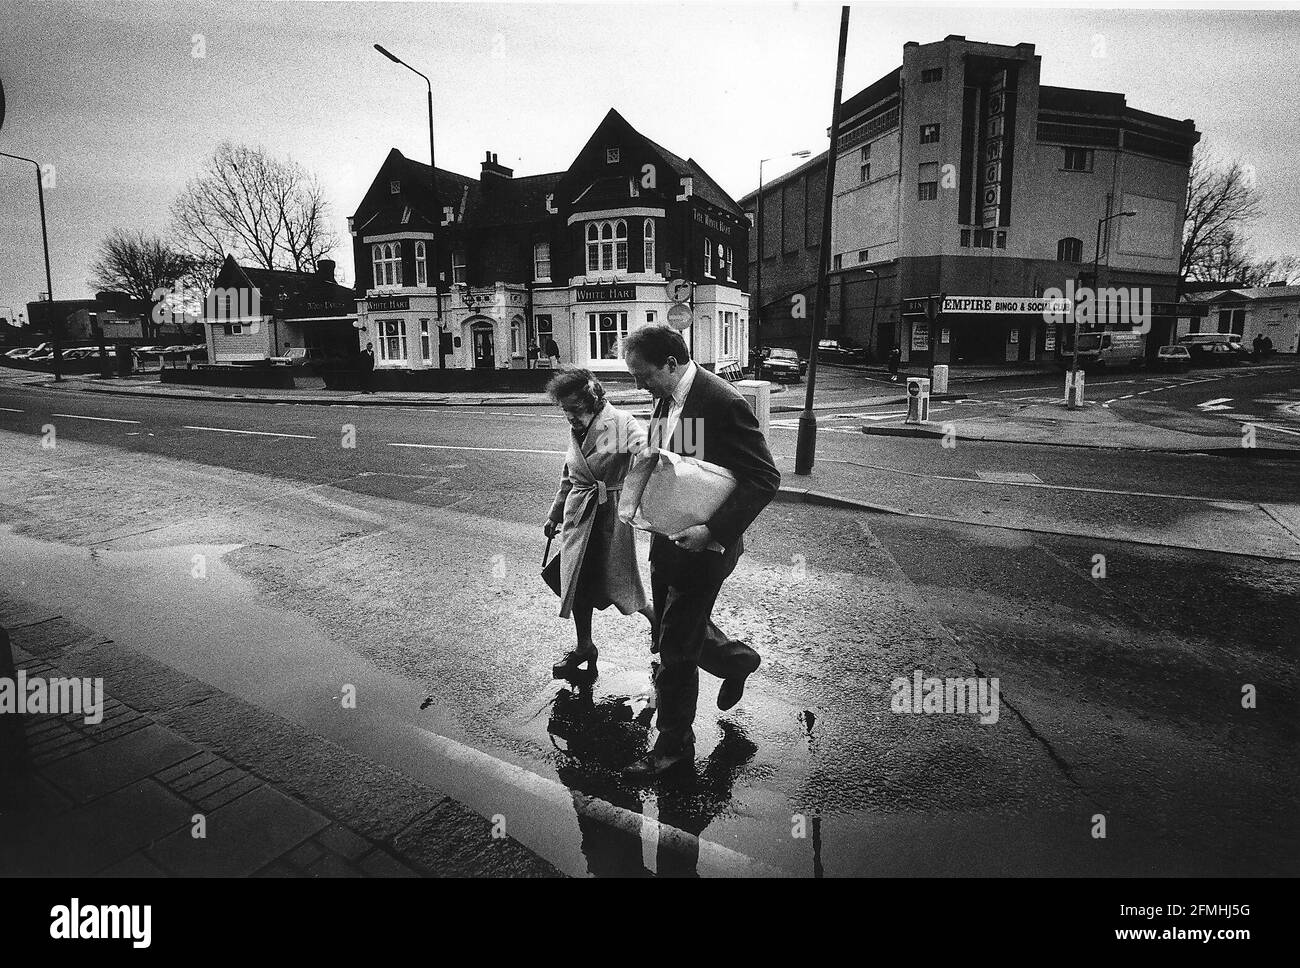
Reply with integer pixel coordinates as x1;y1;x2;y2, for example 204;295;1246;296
546;365;606;410
623;324;691;368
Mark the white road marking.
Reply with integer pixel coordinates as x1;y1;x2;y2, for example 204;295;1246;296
51;413;141;424
387;442;565;455
1243;422;1300;438
183;425;317;439
0;406;24;412
816;456;1260;506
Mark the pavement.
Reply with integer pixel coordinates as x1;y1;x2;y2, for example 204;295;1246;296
0;603;561;878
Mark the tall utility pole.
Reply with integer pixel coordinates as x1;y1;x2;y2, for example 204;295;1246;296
795;6;850;476
1070;209;1135;406
1;150;60;381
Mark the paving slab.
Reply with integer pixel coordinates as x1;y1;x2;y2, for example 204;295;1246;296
145;783;330;877
40;724;204;804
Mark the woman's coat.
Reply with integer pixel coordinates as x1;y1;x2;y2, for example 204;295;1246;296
547;403;648;619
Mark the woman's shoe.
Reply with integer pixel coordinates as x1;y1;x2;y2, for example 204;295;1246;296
552;645;598;680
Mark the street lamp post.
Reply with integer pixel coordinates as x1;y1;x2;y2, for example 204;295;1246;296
1069;210;1136;407
1;150;60;381
754;150;810;371
374;45;442;308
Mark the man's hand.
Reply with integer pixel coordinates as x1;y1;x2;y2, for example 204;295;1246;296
668;524;712;552
544;520;560;539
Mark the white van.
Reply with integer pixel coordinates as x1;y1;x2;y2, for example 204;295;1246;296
1070;331;1146;369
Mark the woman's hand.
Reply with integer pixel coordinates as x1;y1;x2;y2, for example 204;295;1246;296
544;519;560;539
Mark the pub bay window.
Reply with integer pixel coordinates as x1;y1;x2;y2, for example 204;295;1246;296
704;237;713;277
588;312;628;360
586;220;628;273
372;242;402;288
511;318;524;356
643;220;655;274
719;310;738;359
414;241;427;288
533;241;551;282
534;313;554;345
420;320;431;360
726;245;735;281
378;319;407;362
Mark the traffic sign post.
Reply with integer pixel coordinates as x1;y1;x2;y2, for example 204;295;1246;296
924;293;945;388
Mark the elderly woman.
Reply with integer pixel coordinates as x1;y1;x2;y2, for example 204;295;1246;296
545;366;656;678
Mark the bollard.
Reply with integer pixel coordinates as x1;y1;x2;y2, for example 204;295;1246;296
1065;368;1085;409
905;377;931;423
734;379;772;437
931;364;949;395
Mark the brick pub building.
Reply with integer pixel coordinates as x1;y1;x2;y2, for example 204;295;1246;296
349;109;750;380
741;35;1199;366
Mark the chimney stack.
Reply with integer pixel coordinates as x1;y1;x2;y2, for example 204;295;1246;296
316;259;336;281
480;150;514;180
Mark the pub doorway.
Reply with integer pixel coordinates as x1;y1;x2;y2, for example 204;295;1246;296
471;321;495;369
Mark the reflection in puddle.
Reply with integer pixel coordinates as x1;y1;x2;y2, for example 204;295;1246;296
545;680;758;877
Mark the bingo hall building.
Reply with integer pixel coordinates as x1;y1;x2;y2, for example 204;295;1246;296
349;109;750;380
742;35;1199;366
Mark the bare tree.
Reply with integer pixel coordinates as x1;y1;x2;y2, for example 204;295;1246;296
171;142;339;277
1181;144;1264;283
1198;230;1300;287
88;230;200;336
89;229;196;303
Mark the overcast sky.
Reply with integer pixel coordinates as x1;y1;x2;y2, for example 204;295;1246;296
2;0;1298;320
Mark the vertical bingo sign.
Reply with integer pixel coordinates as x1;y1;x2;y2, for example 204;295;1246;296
983;69;1008;228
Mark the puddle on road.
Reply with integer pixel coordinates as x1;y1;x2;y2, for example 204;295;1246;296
0;524;1231;876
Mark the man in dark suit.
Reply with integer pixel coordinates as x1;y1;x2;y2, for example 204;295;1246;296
359;341;375;394
622;325;780;779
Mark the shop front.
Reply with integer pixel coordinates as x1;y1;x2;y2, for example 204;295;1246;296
902;294;1068;365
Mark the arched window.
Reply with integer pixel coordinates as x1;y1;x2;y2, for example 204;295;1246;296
586;219;629;273
1057;237;1083;263
372;242;402;287
643;219;655;274
414;241;427;287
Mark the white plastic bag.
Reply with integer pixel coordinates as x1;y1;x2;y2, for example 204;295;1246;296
617;449;737;536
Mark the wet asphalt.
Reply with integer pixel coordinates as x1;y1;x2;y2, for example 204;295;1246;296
1;369;1297;876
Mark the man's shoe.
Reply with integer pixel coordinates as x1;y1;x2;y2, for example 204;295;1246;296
718;652;760;711
623;745;693;780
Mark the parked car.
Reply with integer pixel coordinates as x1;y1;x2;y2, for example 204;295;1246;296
270;347;318;367
759;346;804;383
1178;335;1242;366
816;339;867;364
1154;344;1191;372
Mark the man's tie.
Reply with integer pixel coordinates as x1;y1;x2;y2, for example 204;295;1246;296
650;395;671;450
